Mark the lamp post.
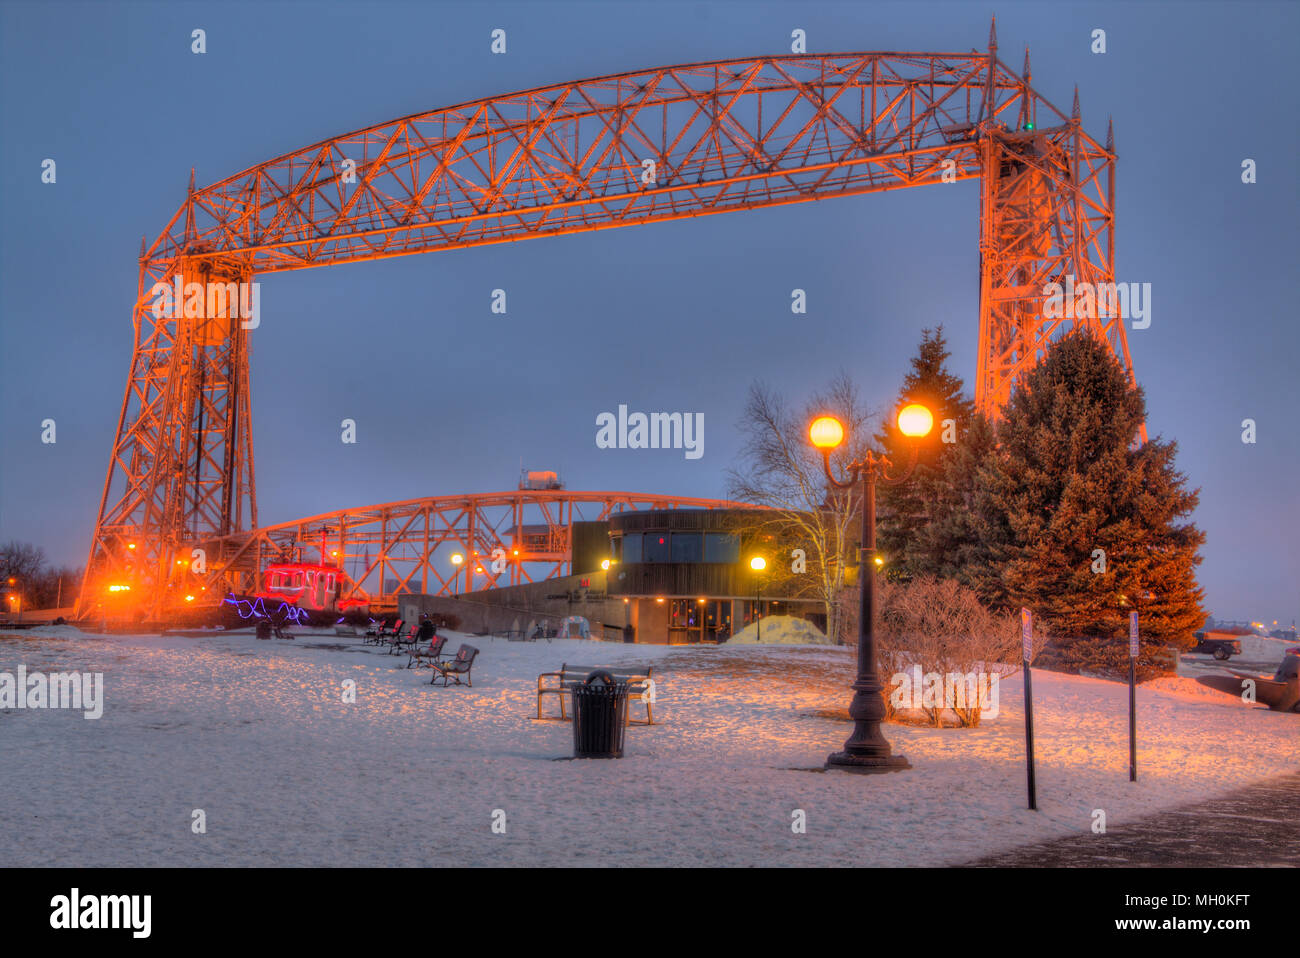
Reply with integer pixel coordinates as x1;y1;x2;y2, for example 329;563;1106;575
450;552;464;596
749;556;767;642
810;402;933;774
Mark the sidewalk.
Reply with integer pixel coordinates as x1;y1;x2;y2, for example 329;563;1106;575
966;771;1300;867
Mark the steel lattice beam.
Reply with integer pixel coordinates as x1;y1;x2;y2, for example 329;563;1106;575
80;28;1138;620
183;491;761;607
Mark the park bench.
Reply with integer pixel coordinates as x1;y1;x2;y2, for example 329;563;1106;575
382;624;416;654
364;619;402;646
407;633;451;669
430;644;479;687
387;623;423;655
256;619;294;640
536;664;655;726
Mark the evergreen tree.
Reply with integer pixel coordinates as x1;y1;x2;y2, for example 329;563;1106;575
912;411;999;588
968;331;1206;676
876;326;975;578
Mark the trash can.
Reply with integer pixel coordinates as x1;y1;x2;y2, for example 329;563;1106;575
571;670;629;758
255;619;272;640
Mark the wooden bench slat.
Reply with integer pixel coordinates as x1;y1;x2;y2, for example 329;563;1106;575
535;664;656;725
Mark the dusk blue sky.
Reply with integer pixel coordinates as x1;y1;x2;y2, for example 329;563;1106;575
1;1;1296;625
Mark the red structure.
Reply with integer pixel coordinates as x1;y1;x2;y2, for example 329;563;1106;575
80;24;1139;619
258;562;345;611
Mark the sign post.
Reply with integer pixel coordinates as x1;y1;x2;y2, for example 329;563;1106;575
1129;610;1139;782
1021;608;1037;811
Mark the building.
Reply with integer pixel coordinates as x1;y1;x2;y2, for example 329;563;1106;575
394;508;825;644
605;508;819;643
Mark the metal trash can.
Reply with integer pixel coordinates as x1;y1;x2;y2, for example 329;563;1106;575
571;670;629;758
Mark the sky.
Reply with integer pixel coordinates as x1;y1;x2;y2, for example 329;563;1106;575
0;0;1296;626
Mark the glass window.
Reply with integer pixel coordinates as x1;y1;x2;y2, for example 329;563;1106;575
622;533;642;563
670;599;698;627
643;532;670;562
705;532;740;564
671;532;703;562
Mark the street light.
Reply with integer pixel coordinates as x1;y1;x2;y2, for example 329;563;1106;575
810;402;933;774
450;552;464;595
749;555;767;642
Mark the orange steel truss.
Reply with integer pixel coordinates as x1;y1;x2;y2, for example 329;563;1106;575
80;24;1138;619
182;491;758;607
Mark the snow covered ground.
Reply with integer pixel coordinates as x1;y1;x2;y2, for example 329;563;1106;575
0;625;1295;867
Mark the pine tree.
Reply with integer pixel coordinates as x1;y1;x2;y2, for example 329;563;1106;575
876;326;975;578
912;411;999;587
968;331;1206;676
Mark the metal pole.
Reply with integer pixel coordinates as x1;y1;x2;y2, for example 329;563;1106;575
1129;610;1139;782
1024;662;1037;809
825;464;909;773
1022;607;1037;810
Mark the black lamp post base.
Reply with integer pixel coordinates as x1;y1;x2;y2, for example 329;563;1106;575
825;750;911;774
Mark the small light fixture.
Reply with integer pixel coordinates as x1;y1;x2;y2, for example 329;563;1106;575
809;415;845;450
896;402;934;438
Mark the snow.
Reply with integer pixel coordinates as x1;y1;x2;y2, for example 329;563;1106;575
0;625;1295;866
726;614;832;645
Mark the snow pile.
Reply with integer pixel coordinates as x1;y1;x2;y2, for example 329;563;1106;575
1238;633;1297;660
727;615;832;645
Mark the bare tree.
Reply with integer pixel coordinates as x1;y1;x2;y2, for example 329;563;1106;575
727;373;876;646
866;576;1044;727
0;541;46;586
